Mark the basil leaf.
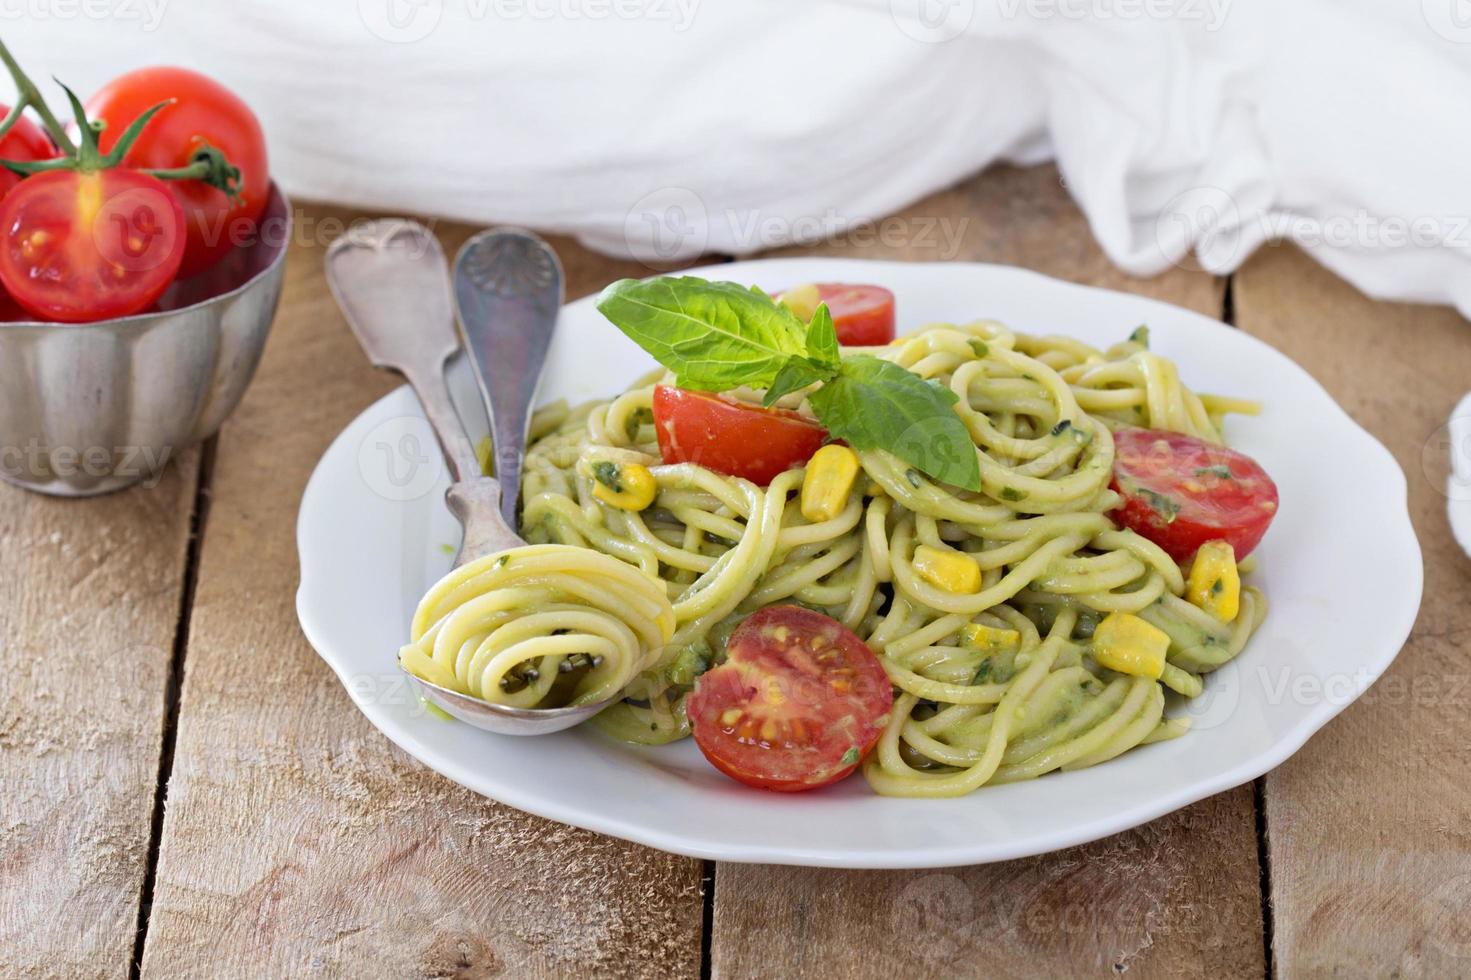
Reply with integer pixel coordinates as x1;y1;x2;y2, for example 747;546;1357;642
596;277;807;391
759;302;841;406
762;357;836;407
809;355;981;491
805;303;840;370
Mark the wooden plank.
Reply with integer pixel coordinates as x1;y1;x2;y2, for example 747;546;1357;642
137;207;705;978
713;164;1266;979
0;452;200;979
1234;244;1471;976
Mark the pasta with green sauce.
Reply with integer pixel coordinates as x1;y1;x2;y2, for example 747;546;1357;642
457;314;1269;798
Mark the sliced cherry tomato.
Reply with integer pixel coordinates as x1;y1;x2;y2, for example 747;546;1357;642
1109;427;1278;562
0;107;57;200
0;285;30;322
0;168;185;322
88;67;269;277
687;606;893;792
816;283;895;345
652;384;827;486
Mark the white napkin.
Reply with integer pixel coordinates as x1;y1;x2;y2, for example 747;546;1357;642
1448;394;1471;557
13;0;1471;316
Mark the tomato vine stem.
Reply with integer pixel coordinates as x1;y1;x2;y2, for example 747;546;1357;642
0;40;241;197
0;38;76;154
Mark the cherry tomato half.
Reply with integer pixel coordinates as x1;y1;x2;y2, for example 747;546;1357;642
816;283;895;346
687;606;893;792
0;168;185;322
88;67;269;277
1109;427;1278;562
652;384;827;486
0;107;57;200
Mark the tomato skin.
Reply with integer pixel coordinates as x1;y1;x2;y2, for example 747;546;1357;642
816;283;895;346
0;285;30;321
687;606;893;792
0;108;57;200
87;67;269;277
0;169;185;322
1109;427;1278;562
652;385;828;486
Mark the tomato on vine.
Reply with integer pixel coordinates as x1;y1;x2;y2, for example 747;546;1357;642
87;67;268;277
0;105;54;200
0;42;243;321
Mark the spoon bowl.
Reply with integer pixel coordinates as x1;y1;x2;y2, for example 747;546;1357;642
412;672;617;736
327;221;618;735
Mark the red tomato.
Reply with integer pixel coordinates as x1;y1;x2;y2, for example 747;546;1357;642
0;285;30;321
816;283;895;345
0;107;57;200
1109;427;1278;562
652;384;827;486
0;169;185;322
87;67;269;277
687;606;893;792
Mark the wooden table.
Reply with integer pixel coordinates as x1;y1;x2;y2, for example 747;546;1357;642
5;164;1470;979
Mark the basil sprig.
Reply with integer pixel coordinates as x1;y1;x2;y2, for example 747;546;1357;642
596;276;982;491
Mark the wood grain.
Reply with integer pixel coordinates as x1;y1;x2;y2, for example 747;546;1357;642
136;208;705;979
713;164;1265;980
0;453;199;980
1234;244;1471;977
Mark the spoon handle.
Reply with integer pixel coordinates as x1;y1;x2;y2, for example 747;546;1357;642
452;229;565;531
324;220;481;484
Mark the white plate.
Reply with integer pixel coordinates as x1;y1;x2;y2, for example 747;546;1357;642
296;258;1422;869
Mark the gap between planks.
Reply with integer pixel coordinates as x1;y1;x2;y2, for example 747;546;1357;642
697;253;732;980
699;859;716;980
1220;271;1276;980
129;435;219;980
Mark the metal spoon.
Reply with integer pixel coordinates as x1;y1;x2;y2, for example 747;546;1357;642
326;220;609;735
450;227;563;548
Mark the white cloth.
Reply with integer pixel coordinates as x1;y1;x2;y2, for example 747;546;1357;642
14;0;1471;316
1448;393;1471;557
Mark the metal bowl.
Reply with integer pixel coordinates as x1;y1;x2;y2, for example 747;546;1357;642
0;183;290;496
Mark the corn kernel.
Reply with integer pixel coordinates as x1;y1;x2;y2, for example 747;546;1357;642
1186;539;1240;622
776;283;820;321
1091;612;1170;679
800;445;860;523
590;461;657;511
960;623;1021;653
912;545;982;594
